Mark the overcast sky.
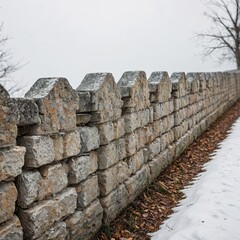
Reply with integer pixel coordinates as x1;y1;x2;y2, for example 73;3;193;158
0;0;235;95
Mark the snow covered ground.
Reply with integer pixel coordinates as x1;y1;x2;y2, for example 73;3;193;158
150;118;240;240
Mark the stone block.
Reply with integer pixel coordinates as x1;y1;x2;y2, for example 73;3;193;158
18;188;77;239
79;127;99;152
65;199;103;240
114;117;125;139
125;133;138;157
63;130;81;158
160;130;175;152
171;72;188;98
38;164;68;200
127;149;145;174
0;146;25;182
76;114;91;126
100;184;129;224
0;85;17;148
77;91;93;112
68;151;98;184
97;122;114;145
118;71;150;111
173;120;189;141
98;141;118;169
115;137;126;160
138;108;150;126
148;138;161;160
17;170;42;208
124;112;140;133
36;222;67;240
0;182;17;224
77;175;99;209
175;131;193;158
174;108;187;126
0;215;23;240
18;136;55;168
12;98;40;126
148;71;172;103
149;146;175;181
77;73;123;122
25;78;79;134
125;165;151;203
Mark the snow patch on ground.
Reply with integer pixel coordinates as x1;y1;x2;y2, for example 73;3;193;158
150;118;240;240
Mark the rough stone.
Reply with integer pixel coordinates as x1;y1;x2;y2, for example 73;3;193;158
98;141;118;169
25;78;79;134
77;73;123;122
76;114;91;126
63;130;81;158
68;151;98;184
98;162;130;196
18;136;55;168
0;182;17;224
97;122;114;145
36;222;67;240
18;188;77;239
127;149;145;174
79;126;99;152
148;71;172;103
114;117;125;139
115;138;126;160
12;98;40;126
148;138;161;160
125;132;138;157
16;170;42;208
0;84;17;148
0;215;23;240
0;146;25;182
76;175;99;209
124;112;140;133
171;72;188;97
77;91;93;112
100;184;129;224
38;163;68;200
118;71;150;111
65;199;103;240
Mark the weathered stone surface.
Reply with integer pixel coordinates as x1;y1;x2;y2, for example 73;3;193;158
77;73;123;122
149;71;172;103
77;91;92;112
148;138;161;160
149;146;175;181
65;199;103;240
118;71;150;110
0;215;23;240
18;188;77;239
171;72;188;98
36;222;67;240
79;126;99;152
0;182;17;224
11;98;40;126
38;164;68;200
0;84;17;148
17;170;42;208
98;162;130;196
100;184;129;224
76;114;91;126
114;117;125;139
98;141;118;169
160;131;175;151
125;165;151;203
25;78;79;134
127;149;145;174
124;112;140;133
97;122;114;145
186;73;200;93
0;146;25;182
18;136;55;168
174;108;187;126
115;138;126;160
125;133;138;157
68;151;98;184
76;175;99;208
173;120;189;141
175;131;193;157
63;130;81;158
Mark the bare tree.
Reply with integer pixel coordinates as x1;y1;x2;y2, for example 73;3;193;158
198;0;240;69
0;23;21;94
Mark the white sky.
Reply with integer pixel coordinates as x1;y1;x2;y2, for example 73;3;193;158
0;0;235;94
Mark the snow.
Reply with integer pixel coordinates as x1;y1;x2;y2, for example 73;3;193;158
150;118;240;240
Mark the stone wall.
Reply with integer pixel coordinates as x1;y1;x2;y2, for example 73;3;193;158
0;70;239;240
